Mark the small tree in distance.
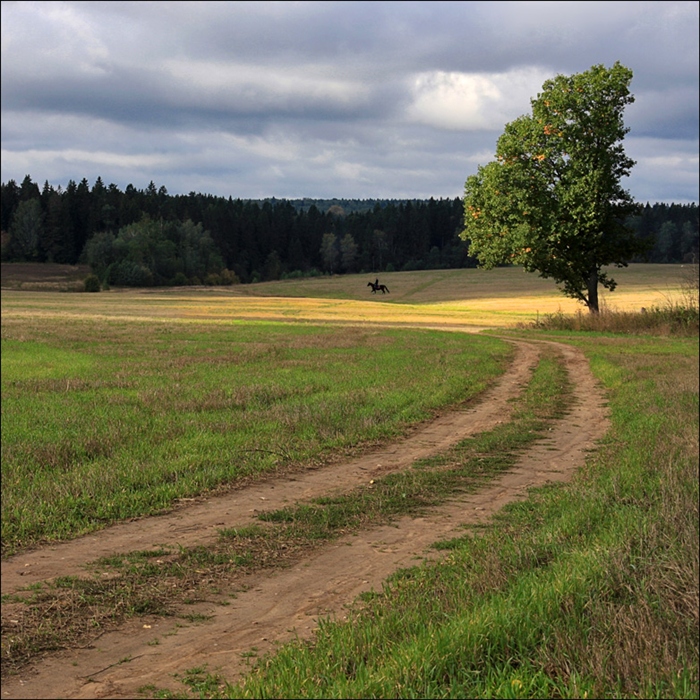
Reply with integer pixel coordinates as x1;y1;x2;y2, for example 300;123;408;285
462;62;649;313
320;232;340;274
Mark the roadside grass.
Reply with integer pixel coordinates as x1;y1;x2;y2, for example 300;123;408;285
527;263;698;337
224;333;698;700
529;301;698;336
0;350;568;677
1;319;511;556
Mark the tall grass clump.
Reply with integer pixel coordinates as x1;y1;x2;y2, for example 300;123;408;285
529;264;699;336
229;334;698;699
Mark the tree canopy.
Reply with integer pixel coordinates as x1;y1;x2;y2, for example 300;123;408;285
462;62;651;312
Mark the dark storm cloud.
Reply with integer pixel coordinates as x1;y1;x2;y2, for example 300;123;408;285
1;1;697;202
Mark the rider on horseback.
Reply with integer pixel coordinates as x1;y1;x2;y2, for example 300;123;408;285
367;279;390;294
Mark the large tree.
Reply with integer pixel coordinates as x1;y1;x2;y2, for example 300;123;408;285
462;62;647;312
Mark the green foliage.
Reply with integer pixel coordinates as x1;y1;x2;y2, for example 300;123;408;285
83;231;115;280
2;175;696;281
169;271;189;286
106;260;154;287
320;232;340;274
87;216;224;287
340;233;358;272
463;62;649;313
9;198;43;260
82;275;101;292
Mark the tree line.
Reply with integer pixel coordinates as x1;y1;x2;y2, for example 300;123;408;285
1;175;697;287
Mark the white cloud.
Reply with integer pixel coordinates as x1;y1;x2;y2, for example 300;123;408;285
407;68;551;131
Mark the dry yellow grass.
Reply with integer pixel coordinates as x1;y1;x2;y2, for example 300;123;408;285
0;263;689;330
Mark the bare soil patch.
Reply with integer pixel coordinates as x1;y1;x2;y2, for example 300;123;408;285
0;338;610;700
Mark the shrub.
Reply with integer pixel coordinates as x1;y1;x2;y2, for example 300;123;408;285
219;269;240;285
169;272;189;286
83;275;101;293
106;261;154;287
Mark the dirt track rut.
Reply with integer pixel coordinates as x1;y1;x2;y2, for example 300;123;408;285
1;338;610;699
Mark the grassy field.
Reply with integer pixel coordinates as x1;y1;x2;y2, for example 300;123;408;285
1;318;511;556
1;264;697;697
226;332;698;699
1;262;692;328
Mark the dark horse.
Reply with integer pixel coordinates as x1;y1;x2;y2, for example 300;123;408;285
368;281;390;294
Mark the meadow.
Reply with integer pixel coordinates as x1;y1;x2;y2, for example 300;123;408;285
1;316;511;555
227;332;698;699
1;263;697;698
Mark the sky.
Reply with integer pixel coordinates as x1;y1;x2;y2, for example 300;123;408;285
1;1;698;204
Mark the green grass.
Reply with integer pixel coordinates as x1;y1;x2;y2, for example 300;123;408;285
2;268;697;698
225;333;698;700
1;319;511;556
0;346;569;677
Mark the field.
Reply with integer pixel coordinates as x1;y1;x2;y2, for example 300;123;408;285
1;264;697;699
1;262;692;329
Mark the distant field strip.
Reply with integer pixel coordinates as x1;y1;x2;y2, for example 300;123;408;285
0;287;686;329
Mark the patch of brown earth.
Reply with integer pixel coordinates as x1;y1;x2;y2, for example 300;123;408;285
1;339;610;699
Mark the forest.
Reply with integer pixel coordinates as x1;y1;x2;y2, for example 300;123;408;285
1;175;698;287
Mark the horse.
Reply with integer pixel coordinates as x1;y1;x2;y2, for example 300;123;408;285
367;281;390;294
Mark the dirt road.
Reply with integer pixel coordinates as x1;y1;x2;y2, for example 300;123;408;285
1;337;610;699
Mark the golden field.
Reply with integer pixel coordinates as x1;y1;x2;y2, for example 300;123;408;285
0;263;691;330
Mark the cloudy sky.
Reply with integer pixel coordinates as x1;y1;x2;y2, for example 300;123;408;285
1;1;698;203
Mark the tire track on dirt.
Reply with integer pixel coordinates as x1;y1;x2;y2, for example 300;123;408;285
1;340;538;598
1;338;610;700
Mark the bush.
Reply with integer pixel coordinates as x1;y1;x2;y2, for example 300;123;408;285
83;275;101;292
169;272;189;286
219;268;240;285
106;261;154;287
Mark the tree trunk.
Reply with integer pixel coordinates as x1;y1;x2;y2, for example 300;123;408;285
587;268;599;313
